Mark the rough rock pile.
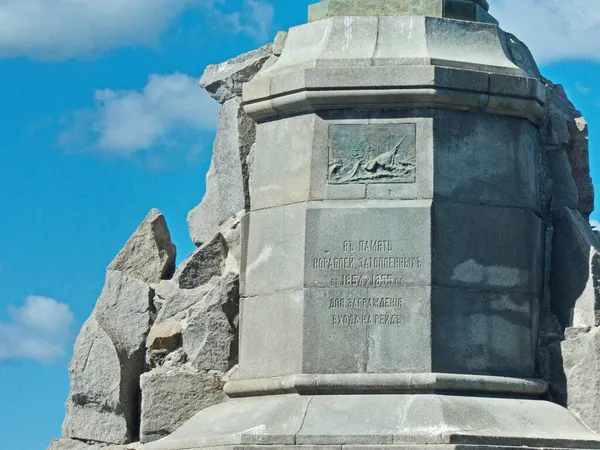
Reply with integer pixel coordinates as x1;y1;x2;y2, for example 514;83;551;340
49;34;286;450
51;27;600;449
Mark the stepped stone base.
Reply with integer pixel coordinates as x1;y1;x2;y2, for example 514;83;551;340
145;393;600;450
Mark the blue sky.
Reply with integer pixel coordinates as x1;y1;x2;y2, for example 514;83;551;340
0;1;599;449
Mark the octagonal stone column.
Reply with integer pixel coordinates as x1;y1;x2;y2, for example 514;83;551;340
236;12;545;389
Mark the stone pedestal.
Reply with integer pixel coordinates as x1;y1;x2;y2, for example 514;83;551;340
147;4;600;450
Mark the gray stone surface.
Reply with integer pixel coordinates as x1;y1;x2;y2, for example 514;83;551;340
243;202;307;296
48;441;142;450
272;32;288;57
108;209;176;284
140;369;227;444
244;17;545;122
200;45;272;105
551;207;600;328
431;287;536;377
189;43;279;246
432;111;539;211
433;202;544;295
62;317;134;444
146;318;183;368
144;394;600;450
64;271;154;444
95;271;155;359
553;326;600;435
181;271;239;371
173;233;228;289
188;98;247;246
543;81;594;216
250;115;316;211
239;290;305;379
48;438;104;450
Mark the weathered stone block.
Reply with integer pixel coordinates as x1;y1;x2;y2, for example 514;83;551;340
433;202;544;295
250;115;317;211
182;272;239;372
551;207;600;328
200;45;272;104
432;287;536;377
243;202;307;296
239;291;304;379
432;111;539;210
173;233;228;289
64;268;155;444
304;202;432;289
188;98;248;246
108;209;176;283
303;286;431;374
140;369;227;444
62;317;133;444
48;439;103;450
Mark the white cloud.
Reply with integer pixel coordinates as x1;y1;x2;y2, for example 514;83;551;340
215;0;274;41
0;296;75;363
60;72;219;156
0;0;190;59
591;220;600;230
490;0;600;63
0;0;274;60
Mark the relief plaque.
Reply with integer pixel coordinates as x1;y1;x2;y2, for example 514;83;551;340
328;124;417;184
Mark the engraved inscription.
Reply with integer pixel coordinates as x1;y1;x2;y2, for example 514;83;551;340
329;297;404;327
312;240;425;326
328;124;417;184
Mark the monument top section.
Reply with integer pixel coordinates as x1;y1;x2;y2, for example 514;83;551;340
309;0;495;23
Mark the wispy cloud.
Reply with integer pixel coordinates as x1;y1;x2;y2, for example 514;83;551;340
0;0;273;60
213;0;274;42
0;296;75;363
591;220;600;230
576;82;592;95
0;0;190;60
491;0;600;63
59;73;219;158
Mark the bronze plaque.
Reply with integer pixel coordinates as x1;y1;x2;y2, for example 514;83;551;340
328;124;416;184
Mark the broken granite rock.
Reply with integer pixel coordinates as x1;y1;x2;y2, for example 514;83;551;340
108;209;176;283
173;233;228;289
146;318;183;368
550;207;600;329
182;271;239;371
63;271;155;444
146;270;239;372
187;97;254;246
140;369;227;443
141;225;240;442
549;326;600;435
200;44;272;104
189;42;277;246
272;31;288;56
95;271;155;357
543;81;594;217
62;317;135;444
48;440;142;450
61;210;176;447
48;439;104;450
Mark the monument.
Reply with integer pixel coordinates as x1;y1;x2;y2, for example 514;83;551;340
48;1;600;449
144;1;600;449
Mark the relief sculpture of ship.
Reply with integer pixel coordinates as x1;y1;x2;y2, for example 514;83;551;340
328;124;417;184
